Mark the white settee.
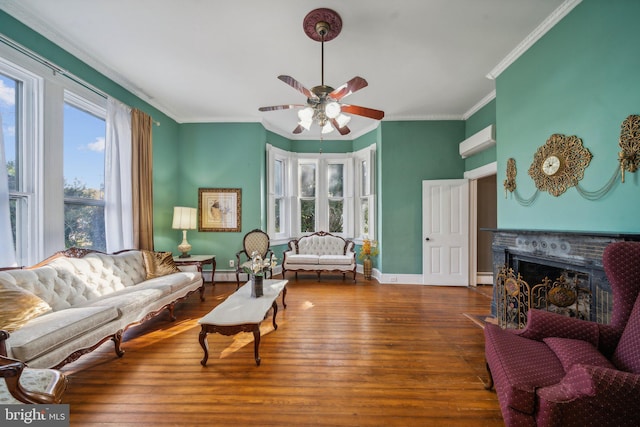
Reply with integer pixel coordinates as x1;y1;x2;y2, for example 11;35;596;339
282;231;356;282
0;248;204;369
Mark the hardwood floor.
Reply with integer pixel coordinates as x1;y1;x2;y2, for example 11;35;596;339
60;275;503;426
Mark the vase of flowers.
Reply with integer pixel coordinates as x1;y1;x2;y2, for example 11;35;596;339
243;251;277;298
358;238;379;280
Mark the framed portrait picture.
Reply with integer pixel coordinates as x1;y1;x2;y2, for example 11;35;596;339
198;188;241;232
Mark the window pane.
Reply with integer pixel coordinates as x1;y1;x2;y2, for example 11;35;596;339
275;198;281;233
360;198;369;236
274;159;283;196
1;74;18;192
64;203;105;249
329;199;343;233
361;160;369;196
64;103;105;200
300;163;315;197
328;164;343;197
300;199;315;232
64;102;106;251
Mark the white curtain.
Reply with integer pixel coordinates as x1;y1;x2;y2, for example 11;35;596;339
105;97;134;252
0;113;17;267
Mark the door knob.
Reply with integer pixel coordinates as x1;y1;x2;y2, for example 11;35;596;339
425;237;430;241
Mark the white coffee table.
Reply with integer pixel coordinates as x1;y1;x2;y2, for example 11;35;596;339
198;279;288;366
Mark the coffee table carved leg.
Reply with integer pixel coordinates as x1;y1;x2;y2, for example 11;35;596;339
199;327;209;366
272;301;279;330
282;286;287;308
253;329;261;366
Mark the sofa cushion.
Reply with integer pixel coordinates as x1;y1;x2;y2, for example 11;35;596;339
142;251;181;279
0;279;52;332
544;337;615;373
81;287;167;316
286;254;319;265
8;306;119;362
318;255;353;265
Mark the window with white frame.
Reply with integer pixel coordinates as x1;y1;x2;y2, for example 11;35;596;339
1;42;109;266
63;92;106;251
298;160;317;233
354;145;376;240
267;143;375;243
1;59;39;266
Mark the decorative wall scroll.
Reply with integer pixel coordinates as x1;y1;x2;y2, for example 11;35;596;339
528;134;592;197
619;114;640;183
198;188;241;232
503;157;516;197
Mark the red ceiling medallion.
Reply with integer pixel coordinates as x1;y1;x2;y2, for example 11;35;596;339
303;8;342;42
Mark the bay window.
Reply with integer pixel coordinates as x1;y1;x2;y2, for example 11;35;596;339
267;143;375;243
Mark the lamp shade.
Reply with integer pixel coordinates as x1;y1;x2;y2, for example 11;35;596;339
172;207;197;230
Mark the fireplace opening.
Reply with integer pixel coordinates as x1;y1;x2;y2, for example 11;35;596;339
495;259;592;329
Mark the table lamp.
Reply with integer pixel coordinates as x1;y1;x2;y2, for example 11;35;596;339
172;206;197;258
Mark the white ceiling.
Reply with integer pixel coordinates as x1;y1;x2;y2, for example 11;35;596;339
0;0;570;140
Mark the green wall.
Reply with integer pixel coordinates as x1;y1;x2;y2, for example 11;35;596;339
496;0;640;232
169;123;267;268
379;121;465;274
464;99;497;172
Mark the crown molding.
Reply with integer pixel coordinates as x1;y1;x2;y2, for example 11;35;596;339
463;90;496;120
486;0;583;80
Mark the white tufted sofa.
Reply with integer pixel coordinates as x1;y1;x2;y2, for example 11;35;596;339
282;231;356;282
0;248;204;369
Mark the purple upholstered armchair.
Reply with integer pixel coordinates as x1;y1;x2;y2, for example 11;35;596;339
484;241;640;427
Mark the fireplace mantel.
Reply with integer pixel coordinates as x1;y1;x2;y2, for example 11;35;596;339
486;229;640;325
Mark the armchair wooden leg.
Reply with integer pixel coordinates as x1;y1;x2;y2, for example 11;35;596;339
483;362;494;390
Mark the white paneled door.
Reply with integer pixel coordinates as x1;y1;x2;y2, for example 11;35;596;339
422;179;469;286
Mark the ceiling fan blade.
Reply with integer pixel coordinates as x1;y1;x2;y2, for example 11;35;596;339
292;124;304;134
258;104;305;112
331;119;351;135
329;77;368;100
341;104;385;121
278;75;314;99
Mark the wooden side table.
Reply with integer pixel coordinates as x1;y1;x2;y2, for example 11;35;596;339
173;255;216;289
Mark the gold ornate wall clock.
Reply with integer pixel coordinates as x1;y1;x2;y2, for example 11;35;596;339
528;134;592;197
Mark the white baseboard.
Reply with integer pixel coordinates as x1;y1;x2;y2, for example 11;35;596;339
477;272;494;285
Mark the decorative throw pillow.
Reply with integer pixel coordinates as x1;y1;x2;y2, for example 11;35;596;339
141;250;181;280
544;337;615;373
0;281;52;332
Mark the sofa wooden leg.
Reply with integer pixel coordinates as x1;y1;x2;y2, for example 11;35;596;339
168;303;177;321
113;330;125;357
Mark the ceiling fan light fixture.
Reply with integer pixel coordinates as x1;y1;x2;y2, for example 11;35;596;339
325;101;341;119
298;106;314;121
336;113;351;128
321;122;334;134
299;119;312;131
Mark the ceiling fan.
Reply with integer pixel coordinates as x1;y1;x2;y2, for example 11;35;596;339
258;8;384;136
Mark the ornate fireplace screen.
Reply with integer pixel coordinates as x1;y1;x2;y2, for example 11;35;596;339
496;265;592;329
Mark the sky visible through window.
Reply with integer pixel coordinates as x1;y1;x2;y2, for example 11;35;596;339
0;73;105;192
63;103;105;192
